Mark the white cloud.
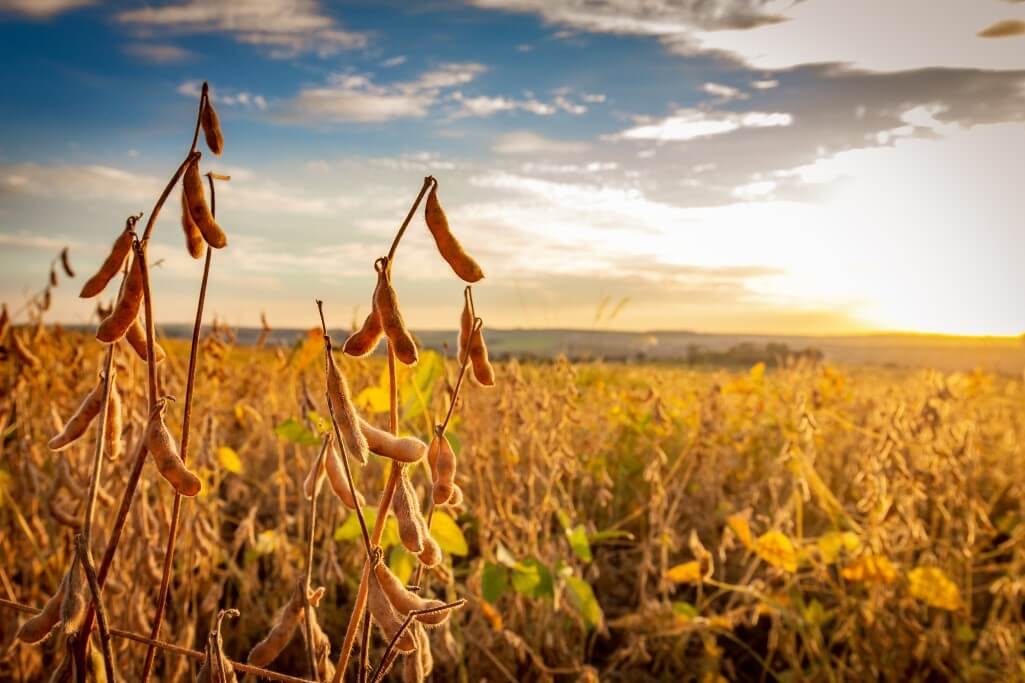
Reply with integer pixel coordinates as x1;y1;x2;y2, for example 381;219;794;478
123;43;192;64
177;81;267;110
117;0;366;58
582;92;607;103
449;90;593;118
702;82;747;101
277;64;486;124
613;108;793;142
0;0;92;18
491;131;590;155
751;79;778;90
380;56;407;68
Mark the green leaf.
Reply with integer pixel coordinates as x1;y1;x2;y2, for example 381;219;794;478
567;524;592;562
306;411;331;435
672;601;698;619
389;547;416;585
482;562;508;603
401;350;442;420
589;529;635;544
564;576;603;629
335;509;378;542
511;557;554;600
216;446;242;474
430;510;468;556
275;418;319;446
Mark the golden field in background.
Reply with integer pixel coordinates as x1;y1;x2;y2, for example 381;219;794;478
2;329;1023;681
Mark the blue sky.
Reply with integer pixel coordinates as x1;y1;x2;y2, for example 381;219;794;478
1;0;1024;335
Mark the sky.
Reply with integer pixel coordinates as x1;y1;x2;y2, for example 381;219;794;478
0;0;1023;336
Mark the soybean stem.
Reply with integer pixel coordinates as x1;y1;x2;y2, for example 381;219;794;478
385;176;434;264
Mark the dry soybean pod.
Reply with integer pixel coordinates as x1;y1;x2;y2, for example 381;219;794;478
428;430;456;505
247;583;324;667
125;314;167;363
367;567;416;653
342;307;384;357
458;288;474;363
104;372;123;461
424;180;484;283
467;316;495;386
325;339;370;464
79;217;136;298
373;258;418;365
392;471;425;554
145;398;202;497
11;331;41;369
60;247;75;278
181;188;206;259
303;445;327;500
200;87;224;156
60;557;87;636
48;372;106;451
183;155;227;249
16;581;66;643
325;444;365;510
360;418;427;463
373;562;454;626
96;249;144;343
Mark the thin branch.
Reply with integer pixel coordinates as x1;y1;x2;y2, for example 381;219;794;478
385;176;434;263
75;535;116;683
302;443;328;681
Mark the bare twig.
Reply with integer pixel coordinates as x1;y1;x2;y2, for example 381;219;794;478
75;535;116;682
369;600;467;683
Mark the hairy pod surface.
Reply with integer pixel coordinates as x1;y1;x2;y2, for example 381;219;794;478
325;445;365;509
342;308;384;357
326;347;370;464
361;418;427;463
60;559;86;636
424;184;484;283
201;98;224;156
104;373;123;460
125;314;166;363
393;472;425;554
247;584;323;667
458;297;473;363
183;156;227;249
15;581;66;643
367;569;417;653
181;189;206;259
48;373;105;451
303;451;327;500
417;529;442;568
468;323;496;386
146;401;202;497
428;433;456;505
373;265;418;365
96;255;144;343
80;227;133;298
373;563;452;626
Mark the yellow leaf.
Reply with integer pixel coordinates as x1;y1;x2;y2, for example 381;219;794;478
217;446;242;474
817;531;860;564
665;561;704;584
749;362;765;382
754;531;798;572
908;566;962;610
841;555;898;584
430;510;468;556
727;514;753;549
355;386;390;414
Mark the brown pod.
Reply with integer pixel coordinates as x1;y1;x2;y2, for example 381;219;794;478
325;445;365;510
367;569;416;653
96;254;144;343
146;400;202;497
60;558;86;636
181;188;206;259
416;623;433;677
373;562;455;626
11;331;41;368
458;296;473;363
446;483;464;507
125;314;166;363
15;581;66;643
0;303;9;340
373;264;418;365
424;184;484;283
360;418;427;463
428;433;456;505
48;373;106;451
342;308;384;357
80;225;133;298
303;450;327;500
201;97;224;156
403;647;424;683
60;247;75;278
417;530;442;569
104;373;123;460
392;473;425;554
247;584;323;667
49;268;58;288
468;322;496;386
326;347;369;464
183;156;227;249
